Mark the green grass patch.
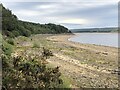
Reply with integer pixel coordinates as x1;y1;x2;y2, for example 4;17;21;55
32;42;40;48
60;75;72;89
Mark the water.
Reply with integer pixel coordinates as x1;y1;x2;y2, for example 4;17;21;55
68;33;119;48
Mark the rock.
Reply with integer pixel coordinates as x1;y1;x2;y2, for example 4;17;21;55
102;52;108;55
112;69;120;75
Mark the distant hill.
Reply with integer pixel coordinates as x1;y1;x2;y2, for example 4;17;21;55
70;27;118;33
1;4;71;38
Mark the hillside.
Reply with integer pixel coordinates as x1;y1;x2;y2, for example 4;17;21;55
71;27;118;33
1;4;71;38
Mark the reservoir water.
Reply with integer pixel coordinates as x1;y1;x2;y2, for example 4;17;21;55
69;33;119;48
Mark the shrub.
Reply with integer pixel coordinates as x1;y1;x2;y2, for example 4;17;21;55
12;30;20;37
2;53;63;89
7;38;14;45
42;47;53;59
2;41;13;56
22;29;31;37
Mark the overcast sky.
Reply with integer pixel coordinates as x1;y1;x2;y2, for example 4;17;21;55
1;0;119;29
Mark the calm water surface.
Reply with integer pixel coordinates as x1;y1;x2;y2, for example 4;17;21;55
69;33;119;48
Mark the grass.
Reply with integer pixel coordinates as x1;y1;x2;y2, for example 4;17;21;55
32;42;40;48
60;75;72;89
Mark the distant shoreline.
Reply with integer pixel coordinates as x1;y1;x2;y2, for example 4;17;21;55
70;27;118;33
71;31;118;33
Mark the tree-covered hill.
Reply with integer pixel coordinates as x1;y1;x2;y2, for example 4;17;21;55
1;4;71;38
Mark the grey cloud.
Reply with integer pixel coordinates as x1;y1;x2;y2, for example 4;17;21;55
45;3;117;19
60;23;83;29
2;2;118;29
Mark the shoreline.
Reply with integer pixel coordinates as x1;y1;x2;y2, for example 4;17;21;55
48;34;118;54
68;33;119;49
47;34;118;88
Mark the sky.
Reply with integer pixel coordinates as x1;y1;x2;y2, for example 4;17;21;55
1;0;119;29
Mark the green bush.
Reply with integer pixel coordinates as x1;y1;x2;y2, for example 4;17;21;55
12;30;20;37
0;33;2;46
2;53;63;89
6;31;15;38
2;41;13;56
7;38;14;45
42;47;53;59
23;29;31;37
